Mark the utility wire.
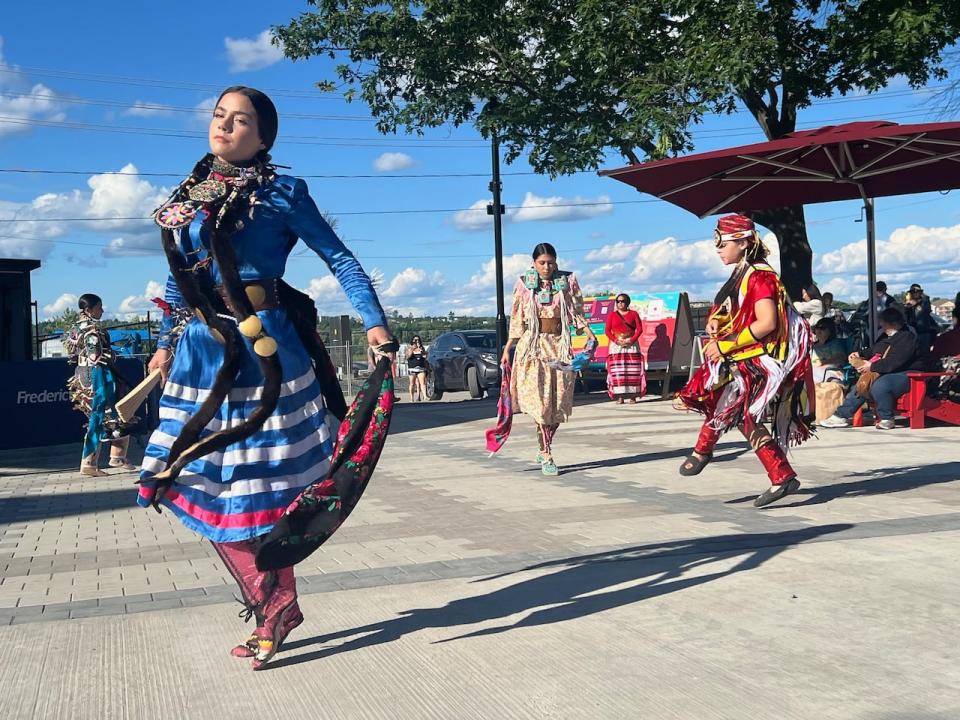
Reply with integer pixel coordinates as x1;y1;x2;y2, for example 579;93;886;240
0;93;375;121
0;167;563;179
0;115;488;146
1;196;945;256
0;66;349;99
0;198;648;224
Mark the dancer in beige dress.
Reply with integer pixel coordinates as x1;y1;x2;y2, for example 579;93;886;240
500;243;596;475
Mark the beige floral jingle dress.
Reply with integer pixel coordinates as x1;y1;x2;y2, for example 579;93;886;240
508;269;589;425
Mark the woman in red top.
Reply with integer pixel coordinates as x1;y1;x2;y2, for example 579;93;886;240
604;294;646;403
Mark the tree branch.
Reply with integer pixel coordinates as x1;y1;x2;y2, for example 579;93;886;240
739;86;776;140
479;41;539;98
621;146;642;164
767;83;779;122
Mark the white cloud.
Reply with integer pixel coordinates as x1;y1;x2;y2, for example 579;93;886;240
124;100;173;117
451;192;614;232
303;276;352;317
103;235;162;257
452;199;497;232
64;252;106;268
584;262;625;282
541;232;786;301
584;241;642;263
815;223;960;299
467;254;537;290
382;267;446;299
373;152;416;172
630;237;727;284
0;164;168;260
302;268;446;320
513;192;614;223
820;276;870;302
117;280;164;317
0;37;64;138
42;293;78;318
87;164;168;229
817;223;960;274
190;95;219;128
224;30;285;72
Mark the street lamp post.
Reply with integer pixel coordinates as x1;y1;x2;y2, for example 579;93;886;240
488;131;507;358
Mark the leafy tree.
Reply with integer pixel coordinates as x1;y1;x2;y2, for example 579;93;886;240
276;0;959;297
47;309;79;332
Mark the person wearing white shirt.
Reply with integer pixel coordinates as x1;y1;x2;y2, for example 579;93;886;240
793;284;824;326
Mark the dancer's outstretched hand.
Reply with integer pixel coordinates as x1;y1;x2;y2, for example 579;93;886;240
367;326;396;364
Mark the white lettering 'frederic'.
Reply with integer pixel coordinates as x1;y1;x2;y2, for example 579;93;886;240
15;389;72;405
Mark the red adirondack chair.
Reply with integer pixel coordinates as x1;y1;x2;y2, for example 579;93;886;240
852;371;960;429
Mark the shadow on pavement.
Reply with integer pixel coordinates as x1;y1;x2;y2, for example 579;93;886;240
0;437;147;478
389;396;498;435
270;524;851;669
0;486;140;523
756;462;960;509
0;443;84;477
557;442;750;475
389;390;620;435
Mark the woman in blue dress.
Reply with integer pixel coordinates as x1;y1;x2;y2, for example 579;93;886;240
139;86;392;669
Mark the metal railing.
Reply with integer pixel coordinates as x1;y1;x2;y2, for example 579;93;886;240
324;343;411;396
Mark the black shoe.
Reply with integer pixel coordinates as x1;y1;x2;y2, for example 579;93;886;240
754;478;801;508
679;452;712;476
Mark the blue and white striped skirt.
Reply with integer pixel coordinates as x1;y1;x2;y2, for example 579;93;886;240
138;309;333;543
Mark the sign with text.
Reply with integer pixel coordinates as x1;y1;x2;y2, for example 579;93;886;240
0;358;145;450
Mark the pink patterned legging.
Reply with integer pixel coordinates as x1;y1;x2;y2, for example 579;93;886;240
537;423;559;460
211;539;300;631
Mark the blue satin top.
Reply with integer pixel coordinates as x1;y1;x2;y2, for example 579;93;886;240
158;175;387;348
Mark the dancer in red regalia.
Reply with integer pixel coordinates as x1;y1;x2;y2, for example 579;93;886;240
675;215;814;507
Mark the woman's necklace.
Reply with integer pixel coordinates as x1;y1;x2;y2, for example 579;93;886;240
523;268;569;304
155;156;273;231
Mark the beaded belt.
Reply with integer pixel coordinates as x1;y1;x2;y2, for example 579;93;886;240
538;317;562;335
214;278;280;312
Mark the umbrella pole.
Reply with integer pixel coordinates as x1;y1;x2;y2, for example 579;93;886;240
865;197;878;344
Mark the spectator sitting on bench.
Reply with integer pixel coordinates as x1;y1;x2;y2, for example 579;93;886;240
932;306;960;361
820;307;922;430
931;307;960;402
811;317;847;383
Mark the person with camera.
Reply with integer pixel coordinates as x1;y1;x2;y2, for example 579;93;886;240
406;335;430;401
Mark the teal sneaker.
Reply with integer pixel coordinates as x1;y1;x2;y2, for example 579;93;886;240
541;459;558;476
536;451;546;464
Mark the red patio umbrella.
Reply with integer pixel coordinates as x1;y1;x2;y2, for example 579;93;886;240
601;120;960;338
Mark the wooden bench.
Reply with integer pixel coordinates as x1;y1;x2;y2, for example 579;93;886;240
852;371;959;429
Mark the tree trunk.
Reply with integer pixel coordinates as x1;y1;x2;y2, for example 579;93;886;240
749;205;813;301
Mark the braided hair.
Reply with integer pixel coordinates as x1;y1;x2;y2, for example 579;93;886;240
149;103;284;486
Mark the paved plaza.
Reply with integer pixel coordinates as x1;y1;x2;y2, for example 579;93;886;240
0;392;957;719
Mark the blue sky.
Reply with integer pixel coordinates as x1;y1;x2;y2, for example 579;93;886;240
2;2;960;324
